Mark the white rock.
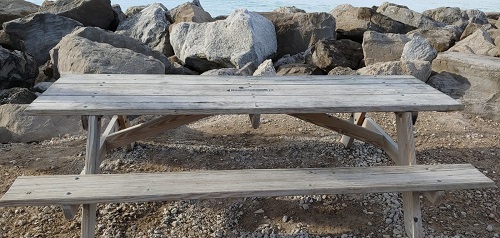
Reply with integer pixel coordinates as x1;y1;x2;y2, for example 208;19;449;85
253;59;276;76
401;35;437;61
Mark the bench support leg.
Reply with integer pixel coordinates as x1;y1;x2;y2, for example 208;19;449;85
341;112;366;148
396;112;423;238
81;116;101;238
249;114;261;129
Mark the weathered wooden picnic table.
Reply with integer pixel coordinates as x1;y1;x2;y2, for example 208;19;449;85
0;74;495;238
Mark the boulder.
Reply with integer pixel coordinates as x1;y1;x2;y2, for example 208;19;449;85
330;4;415;41
427;72;469;99
0;0;39;29
422;7;467;29
485;12;500;20
170;2;213;23
116;3;174;56
51;35;166;75
201;68;238;76
39;0;114;29
463;9;489;25
328;66;358;75
125;5;148;17
63;27;175;74
376;2;445;30
253;59;276;76
460;23;492;40
0;46;37;89
170;9;277;72
0;87;36;105
401;35;437;61
274;49;312;68
3;13;83;66
488;29;500;40
357;60;431;82
448;29;497;57
260;12;335;58
407;28;458;52
277;64;323;76
497;18;500;28
108;4;126;31
432;52;500;120
362;31;410;66
496;37;500;55
311;39;363;71
33;82;53;93
0;104;83;143
273;6;305;14
0;30;24;51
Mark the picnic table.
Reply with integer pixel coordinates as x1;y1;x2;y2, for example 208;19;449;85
0;74;495;238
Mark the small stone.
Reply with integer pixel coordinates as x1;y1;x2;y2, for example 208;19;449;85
302;204;309;210
254;209;265;214
487;224;494;232
367;221;373;226
282;215;289;222
385;218;393;224
461;211;467;217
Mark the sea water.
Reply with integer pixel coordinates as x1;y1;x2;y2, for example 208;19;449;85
27;0;500;17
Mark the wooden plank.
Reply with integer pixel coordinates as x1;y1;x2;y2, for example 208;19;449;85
290;113;386;149
25;94;464;116
53;74;422;85
396;112;423;238
116;115;134;151
341;113;366;148
0;164;494;207
41;83;442;96
362;117;399;164
81;116;101;238
105;115;210;151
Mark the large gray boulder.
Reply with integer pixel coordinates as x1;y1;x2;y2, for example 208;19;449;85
170;2;213;23
0;0;39;29
260;12;335;58
0;104;83;143
3;13;83;66
401;35;437;61
311;39;363;71
362;31;410;66
330;4;415;41
407;28;458;52
432;52;500;120
0;46;37;89
460;23;492;40
427;72;469;99
51;34;166;76
116;3;174;56
357;60;432;82
63;27;175;74
376;2;445;30
39;0;114;29
276;64;322;76
170;9;277;72
463;9;489;25
0;29;24;51
422;7;467;29
273;6;305;14
448;29;497;56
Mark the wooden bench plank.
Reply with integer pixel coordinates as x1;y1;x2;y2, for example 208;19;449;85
0;164;494;207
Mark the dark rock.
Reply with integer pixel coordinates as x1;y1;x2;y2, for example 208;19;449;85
260;12;335;58
0;87;36;105
427;72;469;99
108;4;126;31
0;0;39;30
3;13;83;66
331;4;415;42
0;30;24;51
276;64;323;76
39;0;115;29
311;39;363;71
0;46;37;89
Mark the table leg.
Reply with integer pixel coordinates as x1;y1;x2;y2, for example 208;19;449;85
396;112;423;238
81;116;101;238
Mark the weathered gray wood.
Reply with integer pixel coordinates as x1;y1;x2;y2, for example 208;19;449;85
249;114;261;129
396;112;423;238
25;75;464;116
341;113;366;148
81;116;101;238
361;117;399;163
290;113;386;150
0;164;494;207
116;115;134;151
105;115;210;151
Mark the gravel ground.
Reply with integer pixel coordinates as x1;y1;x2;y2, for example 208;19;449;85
0;112;498;238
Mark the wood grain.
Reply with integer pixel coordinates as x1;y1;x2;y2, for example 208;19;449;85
0;164;494;207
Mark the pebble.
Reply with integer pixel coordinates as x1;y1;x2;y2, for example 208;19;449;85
254;209;265;214
487;224;494;232
282;215;289;222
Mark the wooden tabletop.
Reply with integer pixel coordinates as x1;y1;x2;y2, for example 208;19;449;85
25;74;464;116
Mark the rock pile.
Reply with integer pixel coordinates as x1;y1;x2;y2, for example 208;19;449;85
0;0;499;140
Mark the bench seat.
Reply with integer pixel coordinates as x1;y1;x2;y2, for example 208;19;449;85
0;164;495;207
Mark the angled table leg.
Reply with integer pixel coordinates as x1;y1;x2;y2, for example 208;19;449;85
396;112;423;238
249;114;261;129
341;112;366;148
81;116;101;238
